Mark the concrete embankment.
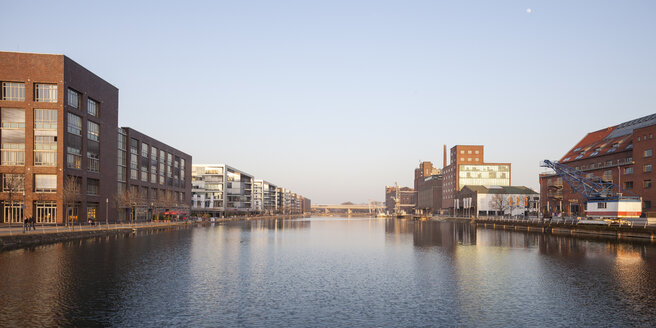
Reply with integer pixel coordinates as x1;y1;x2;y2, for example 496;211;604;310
446;217;656;243
0;214;308;251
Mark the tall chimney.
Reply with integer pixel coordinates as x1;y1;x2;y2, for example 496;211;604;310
443;144;447;168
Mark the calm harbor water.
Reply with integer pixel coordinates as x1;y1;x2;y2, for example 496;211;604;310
1;217;656;327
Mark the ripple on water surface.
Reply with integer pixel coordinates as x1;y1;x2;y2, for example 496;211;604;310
1;218;656;327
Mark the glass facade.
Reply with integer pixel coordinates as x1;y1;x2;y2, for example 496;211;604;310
458;164;510;188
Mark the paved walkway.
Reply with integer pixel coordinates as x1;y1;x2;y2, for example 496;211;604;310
0;221;188;237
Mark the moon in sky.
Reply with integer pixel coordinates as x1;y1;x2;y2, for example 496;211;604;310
526;8;532;14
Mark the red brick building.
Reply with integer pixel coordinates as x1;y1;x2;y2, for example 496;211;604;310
442;145;511;213
1;51;193;224
539;114;656;218
385;185;415;214
0;52;118;224
414;161;442;214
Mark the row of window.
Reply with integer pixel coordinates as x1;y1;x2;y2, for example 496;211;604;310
116;182;186;203
637;134;654;142
1;82;100;117
67;88;100;117
67;112;100;140
1;173;99;195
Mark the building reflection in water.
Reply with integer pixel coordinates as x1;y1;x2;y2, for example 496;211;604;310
384;220;476;249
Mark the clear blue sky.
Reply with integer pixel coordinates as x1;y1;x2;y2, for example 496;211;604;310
2;1;655;203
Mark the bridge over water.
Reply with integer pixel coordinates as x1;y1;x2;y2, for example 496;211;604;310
312;204;385;215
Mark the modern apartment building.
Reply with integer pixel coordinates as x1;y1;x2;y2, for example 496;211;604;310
277;187;292;214
191;164;253;216
1;52;118;224
253;179;264;212
117;127;191;222
442;145;511;213
262;180;278;213
539;113;656;218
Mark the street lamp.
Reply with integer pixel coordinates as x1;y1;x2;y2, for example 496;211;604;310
105;197;109;227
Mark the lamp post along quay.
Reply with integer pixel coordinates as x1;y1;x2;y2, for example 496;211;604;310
106;198;109;227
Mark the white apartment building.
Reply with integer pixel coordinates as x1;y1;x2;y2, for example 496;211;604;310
192;164;254;216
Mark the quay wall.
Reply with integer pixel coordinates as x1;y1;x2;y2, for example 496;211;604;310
444;217;656;243
0;214;308;251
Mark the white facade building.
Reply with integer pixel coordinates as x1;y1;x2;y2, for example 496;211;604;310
192;164;254;216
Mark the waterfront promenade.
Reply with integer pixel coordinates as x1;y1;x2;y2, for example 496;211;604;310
0;214;308;251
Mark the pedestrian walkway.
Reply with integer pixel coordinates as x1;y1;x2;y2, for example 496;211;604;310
0;221;186;237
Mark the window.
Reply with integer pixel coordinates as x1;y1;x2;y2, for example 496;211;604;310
34;174;57;192
87;121;99;141
624;181;633;189
644;164;652;173
67;89;80;108
88;152;99;172
34;109;57;130
130;154;138;180
130;138;138;154
67;113;82;135
645;149;653;158
475;150;479;154
645;201;652;209
87;205;97;220
141;143;148;157
1;108;26;166
625;167;633;174
467;150;472;154
87;179;99;195
67;146;82;169
34;135;57;166
460;150;464;154
34;84;57;102
597;203;607;209
88;99;99;117
3;201;24;223
2;174;24;192
644;180;652;189
35;201;56;223
117;166;126;182
118;129;127;150
1;82;25;101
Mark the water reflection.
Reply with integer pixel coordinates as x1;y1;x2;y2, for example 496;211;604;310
1;218;656;326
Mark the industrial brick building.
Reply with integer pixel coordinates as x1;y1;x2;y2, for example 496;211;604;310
442;145;511;214
0;51;192;224
385;185;416;214
414;161;443;214
539;114;656;218
0;52;118;224
117;127;191;222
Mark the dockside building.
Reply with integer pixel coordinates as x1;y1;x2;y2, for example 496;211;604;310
539;114;656;218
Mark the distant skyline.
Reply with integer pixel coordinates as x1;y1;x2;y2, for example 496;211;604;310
2;0;655;203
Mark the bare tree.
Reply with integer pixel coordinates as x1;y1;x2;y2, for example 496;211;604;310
62;176;81;227
2;173;25;223
114;187;141;225
488;194;510;217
